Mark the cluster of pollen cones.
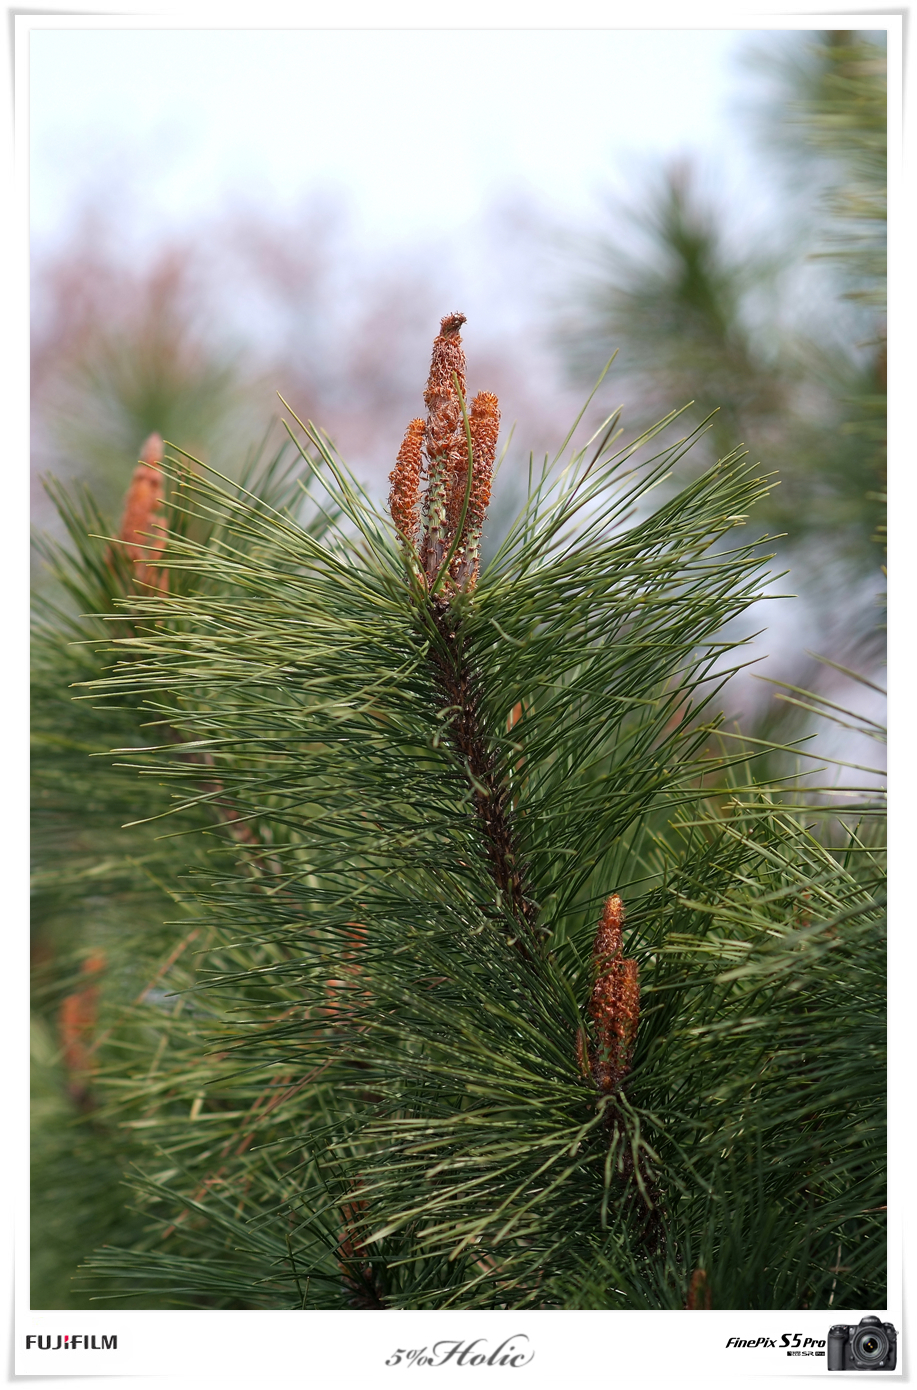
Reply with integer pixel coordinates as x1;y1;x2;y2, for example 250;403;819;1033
389;314;499;596
577;894;640;1095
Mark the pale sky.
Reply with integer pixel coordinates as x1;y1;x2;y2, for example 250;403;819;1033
30;27;776;252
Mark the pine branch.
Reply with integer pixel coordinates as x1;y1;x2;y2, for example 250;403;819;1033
31;314;885;1313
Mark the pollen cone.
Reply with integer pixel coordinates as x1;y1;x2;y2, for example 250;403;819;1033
420;314;467;583
584;894;640;1095
119;432;167;589
389;418;424;552
451;390;500;590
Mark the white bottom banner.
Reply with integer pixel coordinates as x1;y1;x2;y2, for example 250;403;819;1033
15;1307;902;1383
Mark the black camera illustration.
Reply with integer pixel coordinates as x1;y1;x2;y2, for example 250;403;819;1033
827;1317;897;1371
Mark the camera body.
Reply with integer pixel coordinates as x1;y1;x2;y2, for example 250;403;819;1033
827;1317;897;1371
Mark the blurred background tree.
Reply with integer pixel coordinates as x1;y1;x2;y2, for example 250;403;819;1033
556;30;886;735
31;224;255;526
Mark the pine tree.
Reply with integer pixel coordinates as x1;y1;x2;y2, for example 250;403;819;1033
31;315;885;1311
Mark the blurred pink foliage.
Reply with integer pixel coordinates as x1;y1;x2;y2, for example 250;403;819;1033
31;196;580;530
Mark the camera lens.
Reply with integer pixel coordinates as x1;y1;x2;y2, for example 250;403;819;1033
853;1328;887;1362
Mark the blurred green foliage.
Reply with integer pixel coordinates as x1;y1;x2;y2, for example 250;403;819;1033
31;244;262;531
559;31;886;628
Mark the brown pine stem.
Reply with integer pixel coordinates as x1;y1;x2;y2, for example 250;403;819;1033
427;599;541;962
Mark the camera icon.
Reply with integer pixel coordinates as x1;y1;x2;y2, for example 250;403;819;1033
827;1317;897;1371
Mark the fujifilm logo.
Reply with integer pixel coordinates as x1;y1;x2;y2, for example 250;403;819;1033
25;1335;117;1350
